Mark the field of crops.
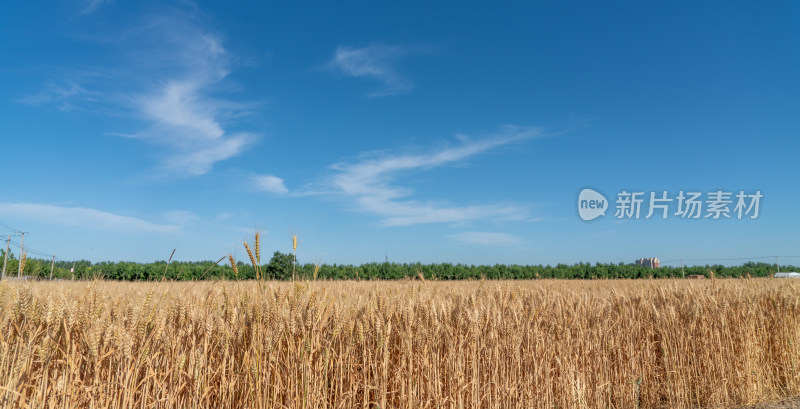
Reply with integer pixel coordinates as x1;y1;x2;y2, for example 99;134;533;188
1;278;799;408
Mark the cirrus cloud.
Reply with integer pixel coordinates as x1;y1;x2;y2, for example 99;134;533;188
327;125;544;226
0;202;180;234
327;44;418;97
21;5;259;177
253;174;289;194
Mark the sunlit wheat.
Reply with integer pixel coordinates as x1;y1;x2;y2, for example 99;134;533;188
0;279;798;408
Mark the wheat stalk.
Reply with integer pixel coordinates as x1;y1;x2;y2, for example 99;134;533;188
1;279;798;408
292;235;297;282
255;232;261;266
244;241;258;280
19;252;27;275
228;254;238;280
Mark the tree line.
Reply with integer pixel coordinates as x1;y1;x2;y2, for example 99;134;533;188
0;250;795;281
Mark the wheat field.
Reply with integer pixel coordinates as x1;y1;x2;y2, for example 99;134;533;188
0;279;798;408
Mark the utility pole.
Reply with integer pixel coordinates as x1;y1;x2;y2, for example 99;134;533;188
681;259;684;279
776;256;780;273
50;255;55;280
17;232;27;278
1;235;9;280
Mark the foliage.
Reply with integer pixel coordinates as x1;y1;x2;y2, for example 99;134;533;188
1;250;796;281
265;251;294;280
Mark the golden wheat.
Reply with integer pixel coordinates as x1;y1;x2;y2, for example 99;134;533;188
19;252;26;275
0;279;798;408
292;234;298;282
255;232;261;266
228;254;238;280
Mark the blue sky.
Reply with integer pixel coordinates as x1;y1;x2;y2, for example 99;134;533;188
1;0;798;266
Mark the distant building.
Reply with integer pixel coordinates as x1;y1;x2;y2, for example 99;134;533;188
635;257;660;269
774;272;800;278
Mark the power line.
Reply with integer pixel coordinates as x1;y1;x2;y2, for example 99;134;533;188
0;222;60;262
21;244;53;257
8;239;55;259
27;249;56;258
0;221;21;234
1;231;62;281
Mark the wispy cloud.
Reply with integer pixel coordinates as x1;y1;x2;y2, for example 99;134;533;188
252;174;289;194
80;0;113;14
0;203;180;234
17;80;94;110
328;125;543;226
21;5;258;177
449;232;523;246
327;45;417;97
126;12;258;177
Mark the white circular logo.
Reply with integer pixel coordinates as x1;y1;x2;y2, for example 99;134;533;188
578;188;608;221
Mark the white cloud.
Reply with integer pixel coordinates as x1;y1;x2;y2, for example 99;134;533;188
327;45;415;97
0;203;180;234
253;174;289;194
127;14;257;176
328;125;542;226
449;232;523;246
22;6;258;177
163;132;257;176
141;80;225;140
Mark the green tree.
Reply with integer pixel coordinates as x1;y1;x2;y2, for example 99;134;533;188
266;251;294;280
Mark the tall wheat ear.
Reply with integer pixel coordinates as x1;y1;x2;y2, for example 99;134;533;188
244;241;258;280
292;234;298;281
228;254;238;280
